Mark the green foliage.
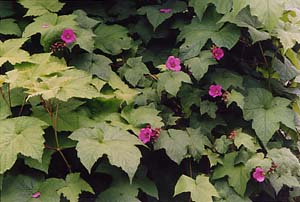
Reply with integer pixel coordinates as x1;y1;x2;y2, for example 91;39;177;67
174;174;219;202
1;1;300;201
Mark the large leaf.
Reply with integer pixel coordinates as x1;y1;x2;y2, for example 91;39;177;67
210;69;244;90
1;175;64;202
214;180;251;202
57;173;94;202
69;123;143;182
178;8;240;60
0;117;47;174
154;129;190;164
267;148;300;193
174;175;219;202
157;71;191;96
213;152;249;196
138;1;187;30
243;88;295;145
94;24;133;55
273;57;300;82
19;0;65;16
0;38;30;66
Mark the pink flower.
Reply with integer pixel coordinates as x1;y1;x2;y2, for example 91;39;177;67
61;29;76;44
252;167;265;182
32;192;41;198
138;126;160;143
160;8;172;13
42;24;49;28
138;127;154;144
209;84;222;98
166;56;181;71
211;45;224;60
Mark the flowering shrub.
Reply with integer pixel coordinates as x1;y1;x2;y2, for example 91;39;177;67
0;0;300;201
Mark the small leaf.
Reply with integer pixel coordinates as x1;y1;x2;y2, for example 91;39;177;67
57;173;94;202
233;129;259;152
211;69;244;90
0;19;21;36
200;100;217;119
174;175;219;202
185;50;217;80
157;71;191;96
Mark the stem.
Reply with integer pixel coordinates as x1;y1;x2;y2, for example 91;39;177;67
258;42;272;90
0;87;9;107
7;83;11;108
18;95;27;116
52;100;72;173
188;158;193;202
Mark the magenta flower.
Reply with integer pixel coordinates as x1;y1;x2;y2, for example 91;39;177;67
209;84;222;98
32;192;41;198
160;8;172;13
211;46;224;60
252;167;265;182
166;56;181;71
138;127;154;144
61;29;76;44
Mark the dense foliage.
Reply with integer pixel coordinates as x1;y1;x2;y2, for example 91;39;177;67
1;0;300;201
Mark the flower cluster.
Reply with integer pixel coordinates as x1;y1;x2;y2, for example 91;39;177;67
138;125;160;144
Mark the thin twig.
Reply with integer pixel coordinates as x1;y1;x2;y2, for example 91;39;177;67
0;87;9;107
7;83;11;108
18;95;27;116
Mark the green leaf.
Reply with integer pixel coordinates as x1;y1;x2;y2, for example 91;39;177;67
185;50;217;80
118;57;150;87
243;88;295;145
211;69;244;90
69;123;143;182
57;173;94;202
247;0;285;31
213;152;249;196
0;117;47;174
154;129;189;164
227;89;244;109
24;149;54;174
189;0;233;20
108;72;139;103
157;71;191;96
178;84;204;117
96;163;158;201
71;53;113;81
0;93;11;120
73;9;100;29
26;69;101;102
1;175;64;202
94;24;133;55
22;13;77;50
178;8;240;60
121;104;163;133
0;19;21;36
174;175;219;202
273;57;300;82
215;135;232;154
233;129;259;152
214;180;251;202
138;1;187;30
0;38;30;66
276;21;300;53
187;127;212;161
19;0;65;16
267;148;300;193
0;1;14;18
200;100;217;119
245;153;272;172
203;149;222;167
